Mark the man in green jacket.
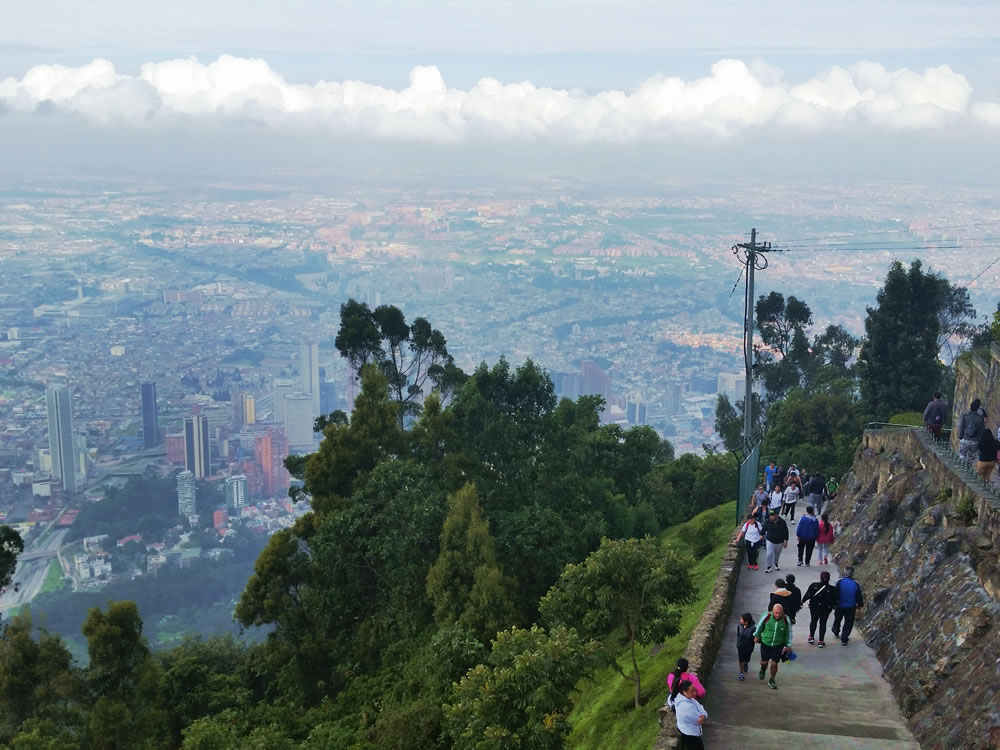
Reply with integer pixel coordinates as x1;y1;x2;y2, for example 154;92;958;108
754;602;792;689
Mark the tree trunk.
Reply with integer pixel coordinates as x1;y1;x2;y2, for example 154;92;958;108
630;635;641;708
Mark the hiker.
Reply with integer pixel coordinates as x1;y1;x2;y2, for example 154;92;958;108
768;578;792;613
816;513;835;565
774;464;788;491
754;603;792;690
762;509;789;573
768;483;784;516
748;485;767;523
665;657;705;707
782;480;800;520
674;679;708;749
958;398;986;463
736;514;763;570
977;420;998;483
922;391;947;440
736;611;756;681
765;460;777;491
825;476;839;500
832;566;865;645
807;473;826;517
783;573;802;625
801;570;838;646
795;505;820;566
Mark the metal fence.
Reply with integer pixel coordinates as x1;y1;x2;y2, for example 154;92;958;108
734;440;762;522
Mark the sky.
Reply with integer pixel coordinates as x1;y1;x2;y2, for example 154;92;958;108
2;0;1000;180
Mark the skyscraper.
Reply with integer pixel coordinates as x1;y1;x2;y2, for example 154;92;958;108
184;415;212;479
319;381;336;417
225;474;248;509
255;427;289;499
140;382;159;449
177;470;196;516
272;379;293;424
298;342;320;418
284;393;315;453
45;384;77;494
232;392;256;429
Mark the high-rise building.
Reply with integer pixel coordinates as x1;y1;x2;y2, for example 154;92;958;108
177;470;196;516
346;364;359;415
232;392;256;429
319;381;337;417
45;384;77;494
284;393;315;452
272;379;293;424
255;427;290;498
184;415;212;479
165;433;186;463
581;360;612;404
140;382;159;449
225;474;248;509
298;342;321;418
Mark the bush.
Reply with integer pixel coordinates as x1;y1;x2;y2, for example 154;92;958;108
690;517;717;559
956;493;977;525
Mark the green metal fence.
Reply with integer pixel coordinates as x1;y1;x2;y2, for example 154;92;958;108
735;440;762;522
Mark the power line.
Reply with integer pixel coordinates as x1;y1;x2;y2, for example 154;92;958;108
774;235;1000;250
769;220;1000;246
965;254;1000;288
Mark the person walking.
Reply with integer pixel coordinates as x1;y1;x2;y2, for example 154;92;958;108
958;398;986;464
922;391;947;440
816;513;835;565
782;480;800;520
807;473;826;517
754;603;792;689
795;505;820;566
768;483;784;516
736;612;756;681
783;573;802;625
673;679;708;749
976;420;998;483
768;578;792;613
762;510;789;573
749;485;767;523
801;570;838;646
765;460;777;491
832;566;865;645
736;515;763;570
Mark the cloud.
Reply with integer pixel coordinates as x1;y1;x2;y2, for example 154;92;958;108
0;55;996;141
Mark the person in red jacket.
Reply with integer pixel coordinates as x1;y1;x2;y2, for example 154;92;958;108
816;513;835;565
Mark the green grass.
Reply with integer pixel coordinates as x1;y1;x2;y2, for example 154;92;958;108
888;412;923;427
40;559;68;594
566;501;737;750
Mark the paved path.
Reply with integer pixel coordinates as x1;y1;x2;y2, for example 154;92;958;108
699;557;919;749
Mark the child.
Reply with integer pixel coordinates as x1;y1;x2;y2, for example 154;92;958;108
783;573;802;625
736;612;756;681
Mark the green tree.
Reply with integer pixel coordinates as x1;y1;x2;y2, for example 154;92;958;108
443;625;601;750
426;484;515;642
754;292;814;398
0;525;24;593
713;393;764;452
763;389;863;479
334;299;463;425
858;260;961;418
539;537;695;708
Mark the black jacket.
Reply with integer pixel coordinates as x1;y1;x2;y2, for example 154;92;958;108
762;516;789;544
802;581;838;611
959;410;985;440
786;582;802;614
978;429;998;462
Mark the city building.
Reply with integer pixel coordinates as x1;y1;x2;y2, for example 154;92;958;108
284;393;315;452
45;384;77;494
184;415;211;479
319;381;337;417
298;341;320;418
233;392;256;429
166;433;186;464
254;427;290;499
177;470;196;516
717;373;746;405
272;378;293;424
225;474;248;509
140;382;159;448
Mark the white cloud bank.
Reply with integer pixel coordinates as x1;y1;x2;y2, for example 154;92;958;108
1;56;998;141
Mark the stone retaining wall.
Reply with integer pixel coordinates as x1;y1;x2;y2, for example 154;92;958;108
951;343;1000;451
653;535;744;750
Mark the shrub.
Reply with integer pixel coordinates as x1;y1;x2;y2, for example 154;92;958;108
956;493;977;525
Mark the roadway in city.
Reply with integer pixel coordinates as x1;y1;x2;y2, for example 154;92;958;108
0;526;69;617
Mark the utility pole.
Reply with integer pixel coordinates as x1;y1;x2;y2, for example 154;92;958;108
732;228;773;453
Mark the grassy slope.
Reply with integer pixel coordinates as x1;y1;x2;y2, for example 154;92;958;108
40;559;67;595
566;501;737;750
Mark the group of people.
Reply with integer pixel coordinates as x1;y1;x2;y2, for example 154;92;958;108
924;392;1000;484
761;461;837;520
737;501;836;573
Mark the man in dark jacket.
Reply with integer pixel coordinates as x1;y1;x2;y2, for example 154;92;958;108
762;510;789;573
958;399;986;463
807;473;827;516
831;566;865;645
922;391;947;440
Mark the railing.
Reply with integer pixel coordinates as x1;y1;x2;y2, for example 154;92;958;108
867;422;999;500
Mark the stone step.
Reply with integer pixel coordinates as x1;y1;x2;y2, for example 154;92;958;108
702;722;922;750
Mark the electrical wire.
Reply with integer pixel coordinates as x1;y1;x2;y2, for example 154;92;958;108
964;255;1000;288
768;220;1000;246
727;265;745;302
773;235;1000;250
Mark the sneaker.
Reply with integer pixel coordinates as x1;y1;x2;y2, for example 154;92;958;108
753;564;758;570
747;564;753;570
758;666;767;680
824;557;829;565
818;641;826;648
805;563;811;567
765;567;772;573
738;672;745;681
797;561;803;566
841;639;849;646
768;679;778;689
774;566;781;571
807;636;815;644
831;628;840;639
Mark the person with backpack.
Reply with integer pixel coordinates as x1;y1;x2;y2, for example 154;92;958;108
735;612;756;681
832;566;865;645
816;513;835;565
761;509;789;572
795;505;820;566
754;603;792;689
736;514;763;570
958;398;986;464
801;570;838;646
976;420;998;483
922;391;947;440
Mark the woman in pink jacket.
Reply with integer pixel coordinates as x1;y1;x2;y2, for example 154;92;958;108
665;657;706;708
816;513;835;565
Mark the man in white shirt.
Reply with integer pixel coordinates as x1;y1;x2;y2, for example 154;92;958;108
769;484;784;515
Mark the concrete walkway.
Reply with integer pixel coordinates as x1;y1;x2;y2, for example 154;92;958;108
699;556;919;749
